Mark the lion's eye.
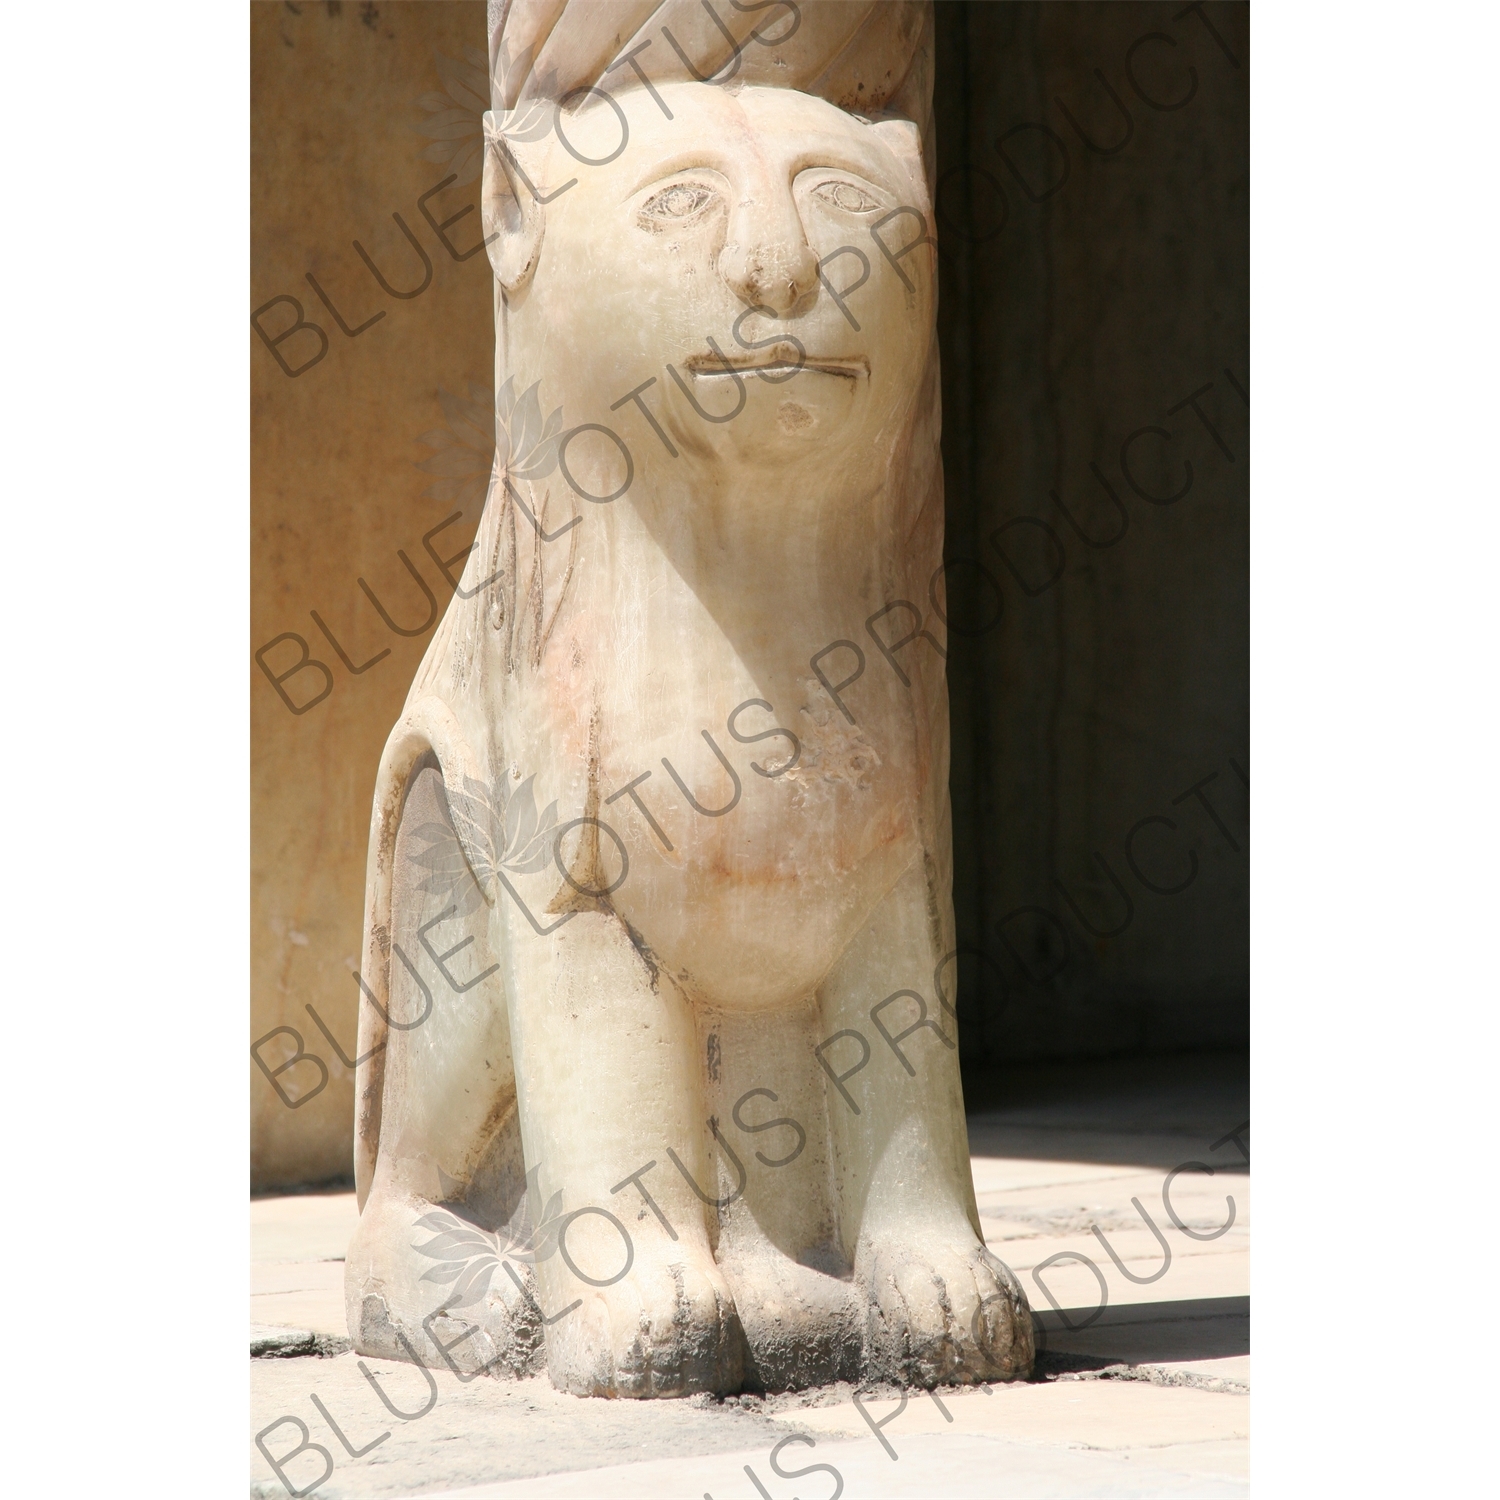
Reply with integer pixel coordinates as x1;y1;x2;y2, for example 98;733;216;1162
640;183;716;223
812;179;881;214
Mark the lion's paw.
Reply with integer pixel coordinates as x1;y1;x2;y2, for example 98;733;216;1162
542;1250;746;1398
858;1231;1034;1386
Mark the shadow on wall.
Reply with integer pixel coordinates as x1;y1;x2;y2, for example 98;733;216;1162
933;0;1250;1075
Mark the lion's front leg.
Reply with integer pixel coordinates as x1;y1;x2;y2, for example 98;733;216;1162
345;758;550;1376
503;905;745;1397
818;861;1034;1386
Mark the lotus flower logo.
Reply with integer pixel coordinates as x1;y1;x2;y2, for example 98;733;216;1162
410;771;561;918
495;375;564;481
416;381;494;523
412;1166;565;1311
416;377;564;526
414;44;557;189
414;48;490;187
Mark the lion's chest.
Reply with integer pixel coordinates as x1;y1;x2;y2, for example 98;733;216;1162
521;560;936;1006
587;661;925;1008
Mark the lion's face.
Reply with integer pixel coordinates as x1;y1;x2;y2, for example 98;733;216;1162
503;81;934;494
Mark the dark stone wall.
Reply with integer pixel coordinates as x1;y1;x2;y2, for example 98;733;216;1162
933;3;1250;1068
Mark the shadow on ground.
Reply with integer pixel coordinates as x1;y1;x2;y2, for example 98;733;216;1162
964;1049;1249;1170
1035;1294;1249;1367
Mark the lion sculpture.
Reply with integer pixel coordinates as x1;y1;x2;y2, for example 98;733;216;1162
345;0;1033;1397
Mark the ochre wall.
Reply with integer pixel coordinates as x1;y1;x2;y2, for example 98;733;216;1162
252;1;492;1188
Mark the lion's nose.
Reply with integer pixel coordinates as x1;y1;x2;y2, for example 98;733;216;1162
717;192;818;316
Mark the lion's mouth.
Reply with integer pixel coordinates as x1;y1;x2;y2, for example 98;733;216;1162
684;347;868;381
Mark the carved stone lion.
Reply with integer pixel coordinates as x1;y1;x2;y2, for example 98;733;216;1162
345;0;1033;1397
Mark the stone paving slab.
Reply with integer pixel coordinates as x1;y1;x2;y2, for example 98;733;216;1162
250;1053;1249;1498
253;1193;360;1339
251;1357;798;1500
772;1380;1249;1448
254;1192;361;1263
969;1155;1182;1192
1149;1355;1251;1386
252;1259;348;1338
421;1434;1249;1499
251;1360;1249;1500
966;1126;1247;1174
972;1161;1250;1220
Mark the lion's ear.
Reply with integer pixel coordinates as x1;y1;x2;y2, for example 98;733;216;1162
482;112;547;294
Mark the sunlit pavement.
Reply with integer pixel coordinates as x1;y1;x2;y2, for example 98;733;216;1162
251;1053;1248;1499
